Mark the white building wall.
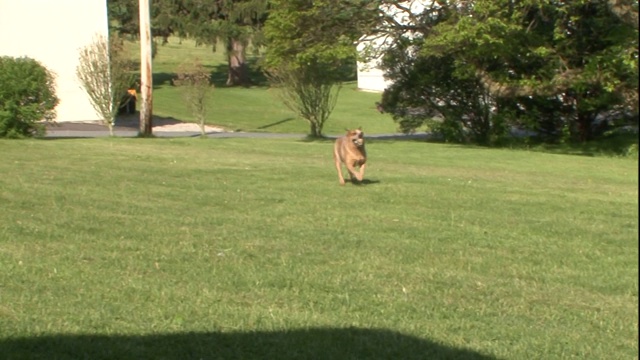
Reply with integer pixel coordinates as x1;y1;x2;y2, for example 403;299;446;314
356;49;392;93
356;0;429;93
0;0;109;122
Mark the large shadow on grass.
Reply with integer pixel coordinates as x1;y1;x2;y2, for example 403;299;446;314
153;58;270;90
351;179;381;186
153;72;177;89
151;70;265;91
0;327;498;360
208;61;270;88
153;55;358;89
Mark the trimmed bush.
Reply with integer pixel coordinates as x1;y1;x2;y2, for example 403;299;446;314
173;58;214;136
0;56;58;138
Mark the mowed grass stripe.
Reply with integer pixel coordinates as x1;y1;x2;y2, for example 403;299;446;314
0;138;637;359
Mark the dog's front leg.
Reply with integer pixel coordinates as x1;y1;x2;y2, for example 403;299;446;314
356;163;366;182
345;162;360;183
335;157;346;185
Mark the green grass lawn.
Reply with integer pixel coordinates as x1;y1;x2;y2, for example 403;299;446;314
1;138;637;359
127;38;400;135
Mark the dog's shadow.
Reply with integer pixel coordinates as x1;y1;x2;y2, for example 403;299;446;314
347;179;381;186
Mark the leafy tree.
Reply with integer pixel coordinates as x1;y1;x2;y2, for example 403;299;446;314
376;0;638;144
0;56;58;138
263;0;379;137
548;0;639;141
381;49;503;144
377;2;505;144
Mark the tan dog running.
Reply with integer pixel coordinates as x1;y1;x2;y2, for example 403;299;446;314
333;128;367;185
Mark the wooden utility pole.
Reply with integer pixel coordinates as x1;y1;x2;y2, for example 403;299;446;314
139;0;153;135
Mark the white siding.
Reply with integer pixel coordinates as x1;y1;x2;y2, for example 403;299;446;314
356;53;391;93
356;0;429;93
0;0;109;122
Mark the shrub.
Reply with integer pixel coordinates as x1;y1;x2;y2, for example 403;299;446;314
266;63;341;138
76;34;136;136
0;56;58;138
173;59;214;136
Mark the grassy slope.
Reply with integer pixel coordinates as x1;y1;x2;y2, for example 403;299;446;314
132;38;398;135
0;138;637;359
125;38;638;159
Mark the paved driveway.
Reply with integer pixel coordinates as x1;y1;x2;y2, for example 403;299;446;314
43;121;430;140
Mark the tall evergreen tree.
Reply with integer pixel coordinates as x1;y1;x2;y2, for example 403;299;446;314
107;0;268;86
175;0;268;86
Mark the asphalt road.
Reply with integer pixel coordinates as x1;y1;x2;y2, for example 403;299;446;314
43;121;431;140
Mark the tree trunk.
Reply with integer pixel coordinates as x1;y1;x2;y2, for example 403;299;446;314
575;113;594;142
226;38;251;87
308;120;322;138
